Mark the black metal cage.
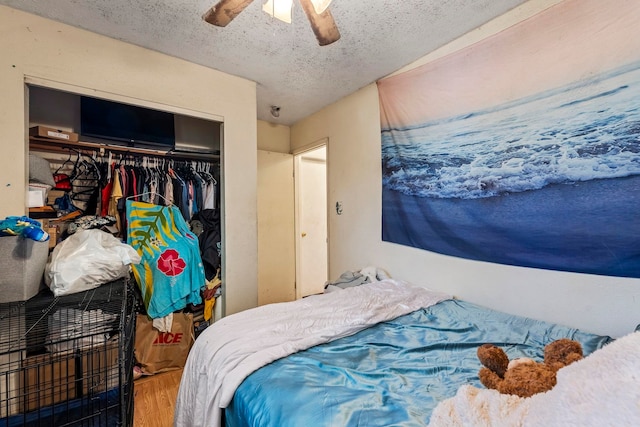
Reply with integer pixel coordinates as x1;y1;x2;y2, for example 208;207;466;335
0;278;135;426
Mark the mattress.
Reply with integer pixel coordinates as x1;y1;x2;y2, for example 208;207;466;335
225;299;612;427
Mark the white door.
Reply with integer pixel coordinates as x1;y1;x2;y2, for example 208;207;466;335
257;150;296;305
295;145;327;297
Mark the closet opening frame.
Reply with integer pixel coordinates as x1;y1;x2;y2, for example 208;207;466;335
25;78;227;318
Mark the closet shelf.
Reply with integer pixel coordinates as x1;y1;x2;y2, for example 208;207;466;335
29;136;220;161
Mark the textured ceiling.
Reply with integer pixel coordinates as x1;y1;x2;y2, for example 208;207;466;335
1;0;529;125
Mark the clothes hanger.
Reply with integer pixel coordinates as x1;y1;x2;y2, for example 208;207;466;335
52;150;75;175
126;192;172;206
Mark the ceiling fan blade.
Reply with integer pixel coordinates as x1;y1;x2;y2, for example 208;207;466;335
203;0;255;27
298;0;341;46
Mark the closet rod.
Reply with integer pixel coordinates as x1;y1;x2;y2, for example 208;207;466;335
29;136;220;161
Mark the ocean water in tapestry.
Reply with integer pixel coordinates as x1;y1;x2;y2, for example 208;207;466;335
378;0;640;278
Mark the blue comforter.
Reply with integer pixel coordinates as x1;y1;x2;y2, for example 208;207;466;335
225;299;612;427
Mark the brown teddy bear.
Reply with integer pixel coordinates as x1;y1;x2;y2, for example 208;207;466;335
477;338;583;398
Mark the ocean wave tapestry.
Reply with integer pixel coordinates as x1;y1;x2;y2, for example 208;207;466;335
377;0;640;279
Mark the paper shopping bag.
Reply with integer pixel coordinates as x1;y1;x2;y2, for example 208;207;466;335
134;313;193;375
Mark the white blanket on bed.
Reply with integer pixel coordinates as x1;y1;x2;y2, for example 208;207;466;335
429;330;640;427
174;279;450;427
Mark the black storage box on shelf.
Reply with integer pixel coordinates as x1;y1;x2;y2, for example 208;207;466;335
0;278;136;426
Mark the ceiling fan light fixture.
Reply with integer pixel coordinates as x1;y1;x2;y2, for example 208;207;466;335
310;0;332;15
262;0;293;24
204;0;340;46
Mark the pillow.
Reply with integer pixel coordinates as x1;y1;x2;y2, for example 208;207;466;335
29;154;55;187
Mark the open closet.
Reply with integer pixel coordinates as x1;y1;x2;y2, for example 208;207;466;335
28;85;223;279
27;84;224;318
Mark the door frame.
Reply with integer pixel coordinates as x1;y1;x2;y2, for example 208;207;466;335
293;138;329;299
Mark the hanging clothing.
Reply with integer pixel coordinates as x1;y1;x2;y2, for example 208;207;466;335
100;163;114;217
126;200;205;318
55;149;220;238
192;209;222;281
108;168;124;234
203;176;216;210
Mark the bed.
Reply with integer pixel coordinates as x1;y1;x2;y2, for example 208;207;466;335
174;279;619;427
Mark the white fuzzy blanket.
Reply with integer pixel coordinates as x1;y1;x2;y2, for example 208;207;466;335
429;331;640;427
174;279;450;427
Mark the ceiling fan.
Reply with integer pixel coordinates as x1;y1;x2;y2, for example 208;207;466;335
203;0;341;46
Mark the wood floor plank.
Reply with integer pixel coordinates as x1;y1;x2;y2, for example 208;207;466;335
133;369;183;427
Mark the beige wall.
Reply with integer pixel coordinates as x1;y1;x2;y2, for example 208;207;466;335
257;120;291;153
290;0;640;338
257;150;295;305
0;6;258;315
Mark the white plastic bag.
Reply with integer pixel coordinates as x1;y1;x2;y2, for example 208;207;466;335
45;229;141;296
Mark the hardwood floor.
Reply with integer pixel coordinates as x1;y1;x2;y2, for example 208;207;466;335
133;368;183;426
